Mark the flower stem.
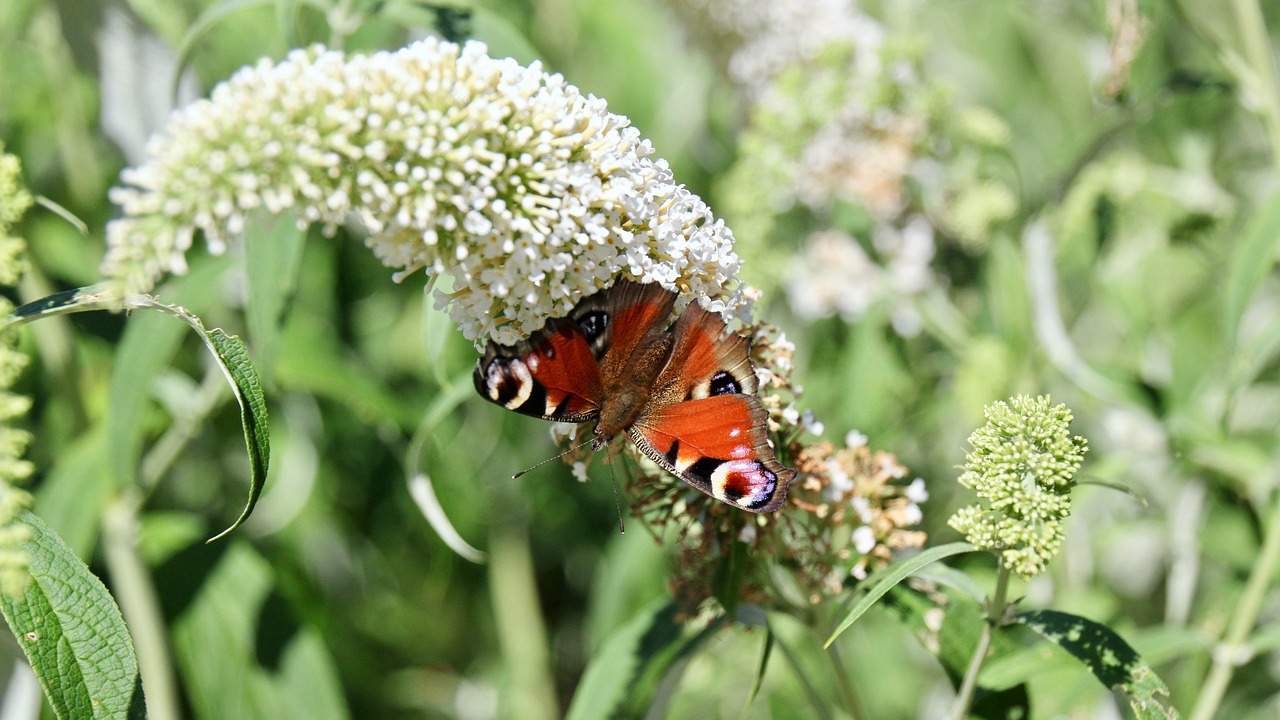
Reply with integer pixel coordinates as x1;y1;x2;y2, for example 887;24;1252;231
1231;0;1280;171
947;559;1012;720
1189;487;1280;720
488;512;559;720
102;491;182;720
825;640;863;720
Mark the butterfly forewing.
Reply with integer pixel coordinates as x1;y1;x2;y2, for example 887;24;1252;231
654;302;759;401
474;318;603;421
597;282;677;370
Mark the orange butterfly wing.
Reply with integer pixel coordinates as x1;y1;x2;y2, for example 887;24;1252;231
629;302;793;512
473;317;604;421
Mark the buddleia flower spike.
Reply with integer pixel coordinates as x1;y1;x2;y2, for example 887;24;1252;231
948;394;1089;577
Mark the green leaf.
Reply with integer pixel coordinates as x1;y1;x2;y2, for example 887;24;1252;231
172;0;274;102
9;274;268;540
1224;193;1280;351
0;511;147;720
566;600;724;720
737;626;774;720
5;284;111;326
203;329;270;541
33;429;111;557
824;541;976;647
171;542;348;720
244;212;306;380
1016;609;1180;720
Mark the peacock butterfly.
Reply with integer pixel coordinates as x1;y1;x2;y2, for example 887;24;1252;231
473;280;794;512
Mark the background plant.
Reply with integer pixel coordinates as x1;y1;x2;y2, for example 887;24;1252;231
1;0;1279;718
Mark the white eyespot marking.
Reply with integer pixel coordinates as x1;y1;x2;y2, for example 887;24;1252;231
674;450;695;472
710;459;776;508
489;359;533;410
730;443;752;459
544;393;563;416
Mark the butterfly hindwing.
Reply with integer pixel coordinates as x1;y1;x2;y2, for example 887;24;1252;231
629;395;791;512
473;317;603;422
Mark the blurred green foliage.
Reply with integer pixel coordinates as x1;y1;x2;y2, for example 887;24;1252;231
2;0;1280;717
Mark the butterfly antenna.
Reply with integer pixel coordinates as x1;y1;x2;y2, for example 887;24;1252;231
608;456;626;535
512;436;593;480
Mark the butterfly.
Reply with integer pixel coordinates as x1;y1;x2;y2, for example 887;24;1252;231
473;280;794;512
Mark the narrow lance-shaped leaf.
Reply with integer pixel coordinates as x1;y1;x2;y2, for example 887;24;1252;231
203;329;270;542
1016;609;1180;720
738;624;774;720
7;287;270;540
566;600;724;720
825;541;976;647
0;511;147;720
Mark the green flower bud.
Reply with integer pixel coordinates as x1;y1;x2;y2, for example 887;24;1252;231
949;395;1088;577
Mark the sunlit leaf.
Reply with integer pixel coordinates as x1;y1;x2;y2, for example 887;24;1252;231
203;329;270;541
1017;609;1180;720
825;542;976;647
566;600;724;720
0;511;147;720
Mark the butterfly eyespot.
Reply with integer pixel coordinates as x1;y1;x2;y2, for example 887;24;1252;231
577;311;609;344
708;371;741;396
484;358;535;409
710;459;778;510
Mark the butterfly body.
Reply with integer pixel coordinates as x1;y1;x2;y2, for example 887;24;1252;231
474;280;793;512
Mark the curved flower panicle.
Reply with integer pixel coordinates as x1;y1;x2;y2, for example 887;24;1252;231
948;395;1088;578
103;38;749;345
0;145;34;596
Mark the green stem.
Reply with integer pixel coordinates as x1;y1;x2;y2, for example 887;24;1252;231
488;513;559;720
1189;488;1280;719
1188;6;1280;716
825;640;863;720
101;492;182;720
1231;0;1280;171
947;559;1012;720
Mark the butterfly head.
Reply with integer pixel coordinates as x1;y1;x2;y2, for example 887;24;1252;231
590;431;609;452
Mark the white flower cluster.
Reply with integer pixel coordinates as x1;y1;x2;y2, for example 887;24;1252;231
664;0;935;215
785;217;935;336
103;39;748;344
665;0;883;101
